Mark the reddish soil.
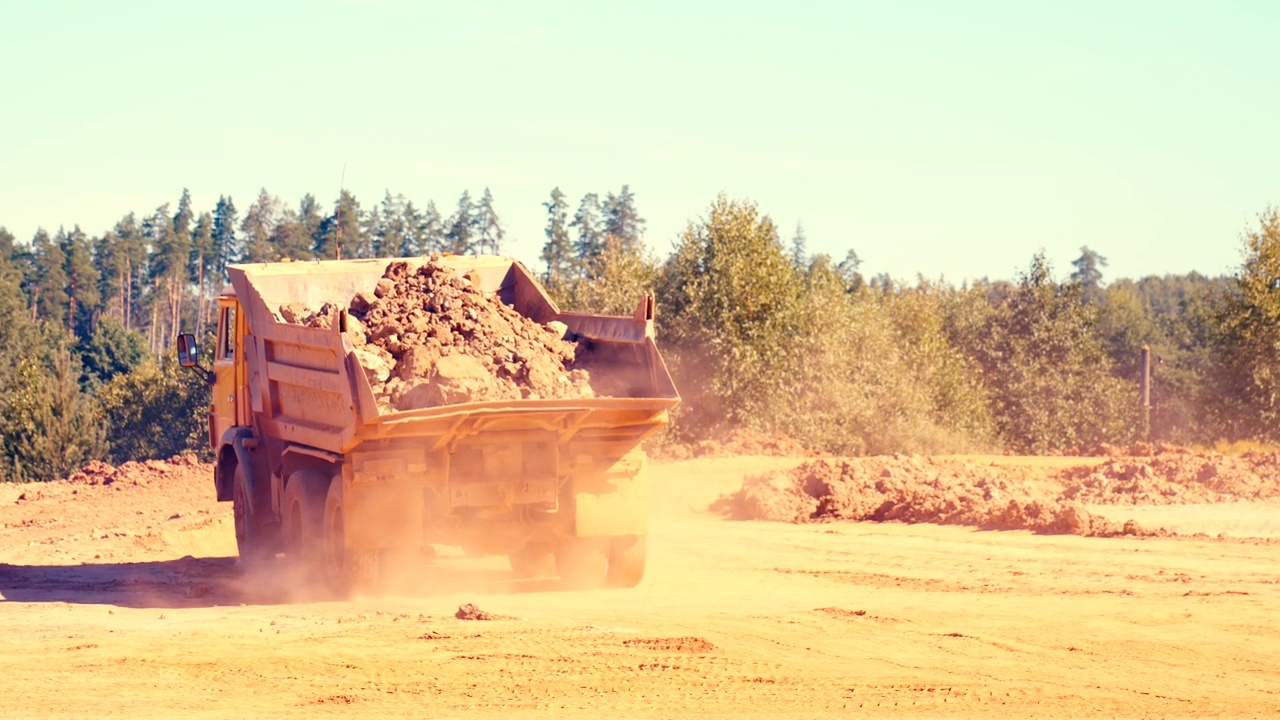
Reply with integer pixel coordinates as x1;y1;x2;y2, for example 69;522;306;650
719;450;1280;539
1058;449;1280;505
279;257;598;411
1;453;1278;717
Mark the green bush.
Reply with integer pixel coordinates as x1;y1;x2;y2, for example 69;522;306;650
98;360;212;464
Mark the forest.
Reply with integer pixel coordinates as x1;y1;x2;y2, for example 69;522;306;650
1;185;1278;482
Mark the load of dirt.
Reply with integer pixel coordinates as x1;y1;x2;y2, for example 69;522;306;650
278;257;600;412
1058;449;1280;505
716;456;1140;538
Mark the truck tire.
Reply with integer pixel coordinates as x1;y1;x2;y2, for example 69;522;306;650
608;535;647;588
322;478;378;595
555;538;609;589
232;464;276;571
282;471;328;581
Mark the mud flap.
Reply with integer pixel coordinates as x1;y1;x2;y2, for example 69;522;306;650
343;464;424;551
572;451;649;537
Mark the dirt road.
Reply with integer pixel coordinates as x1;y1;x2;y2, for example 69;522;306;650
1;455;1278;718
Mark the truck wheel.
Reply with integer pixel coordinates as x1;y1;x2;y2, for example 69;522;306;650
322;478;379;595
282;471;328;581
508;545;556;579
555;538;609;589
608;535;647;588
233;464;275;571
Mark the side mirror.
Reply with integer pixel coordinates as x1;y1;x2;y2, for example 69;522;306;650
176;333;199;368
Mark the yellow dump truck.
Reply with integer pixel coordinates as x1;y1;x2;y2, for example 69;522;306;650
176;256;678;593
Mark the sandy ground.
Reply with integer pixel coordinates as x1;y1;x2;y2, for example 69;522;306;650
1;455;1279;718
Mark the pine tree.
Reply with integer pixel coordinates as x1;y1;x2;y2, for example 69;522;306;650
541;187;573;283
571;193;604;265
189;212;216;336
0;226;20;287
31;228;69;325
173;188;194;240
296;194;324;257
444;191;475;254
12;335;107;481
602;185;644;252
474;187;504;255
400;201;424;256
212;195;240;279
240;188;280;262
145;204;187;352
375;191;409;257
836;249;863;291
61;225;100;338
314;190;365;259
787;222;808;270
114;213;149;332
1070;246;1108;303
417;201;445;254
359;206;381;258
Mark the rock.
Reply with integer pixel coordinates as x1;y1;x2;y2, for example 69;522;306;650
524;354;560;396
397;344;439;382
345;314;368;347
349;291;378;314
279;303;309;324
354;346;393;385
423;354;498;405
455;603;495;620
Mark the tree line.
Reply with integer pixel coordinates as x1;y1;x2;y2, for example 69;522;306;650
0;187;1277;481
544;194;1277;456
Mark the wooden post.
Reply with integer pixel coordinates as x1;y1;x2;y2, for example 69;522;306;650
1139;345;1151;440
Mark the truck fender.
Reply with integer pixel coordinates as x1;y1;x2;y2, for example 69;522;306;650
217;428;260;513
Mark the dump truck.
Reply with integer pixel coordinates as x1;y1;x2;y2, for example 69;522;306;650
176;255;679;593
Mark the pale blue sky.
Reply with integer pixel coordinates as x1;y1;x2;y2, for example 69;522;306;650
2;0;1277;282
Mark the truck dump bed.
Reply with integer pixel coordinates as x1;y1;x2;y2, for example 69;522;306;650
227;256;679;457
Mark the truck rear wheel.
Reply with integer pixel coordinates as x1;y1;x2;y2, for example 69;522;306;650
555;538;609;589
282;471;328;581
322;479;378;595
232;464;276;571
608;535;647;588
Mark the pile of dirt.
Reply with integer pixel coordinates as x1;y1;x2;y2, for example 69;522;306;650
64;454;205;487
454;603;517;621
717;457;1142;538
455;603;494;620
1059;449;1280;505
279;258;599;412
0;455;221;565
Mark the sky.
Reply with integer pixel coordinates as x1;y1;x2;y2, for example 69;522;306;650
2;0;1278;283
